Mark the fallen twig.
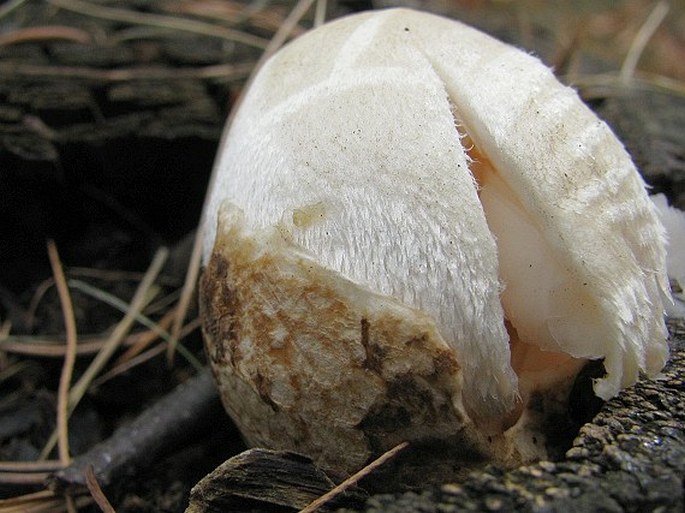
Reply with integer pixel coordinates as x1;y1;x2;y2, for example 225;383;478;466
48;367;220;491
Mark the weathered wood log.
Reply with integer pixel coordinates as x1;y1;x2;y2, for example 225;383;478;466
186;449;368;513
0;1;257;161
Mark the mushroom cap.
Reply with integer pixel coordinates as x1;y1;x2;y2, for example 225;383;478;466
201;8;669;473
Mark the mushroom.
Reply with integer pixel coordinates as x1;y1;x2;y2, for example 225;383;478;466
200;8;670;476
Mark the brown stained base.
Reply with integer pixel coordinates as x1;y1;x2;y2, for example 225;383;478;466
187;320;684;513
346;318;685;513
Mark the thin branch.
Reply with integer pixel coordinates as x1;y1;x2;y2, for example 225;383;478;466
299;442;409;513
50;369;219;490
47;241;78;466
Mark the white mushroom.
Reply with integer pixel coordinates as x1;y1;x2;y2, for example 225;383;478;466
200;8;670;475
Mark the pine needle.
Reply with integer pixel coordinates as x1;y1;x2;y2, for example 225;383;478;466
39;248;169;459
47;240;78;466
0;491;91;513
84;465;116;513
314;0;327;28
67;247;168;409
0;0;28;20
66;279;167;341
0;461;63;472
117;307;176;365
620;1;670;83
167;225;204;365
259;0;317;64
299;442;409;513
46;0;269;49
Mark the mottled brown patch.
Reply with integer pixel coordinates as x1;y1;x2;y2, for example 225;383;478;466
358;372;463;455
254;372;279;412
360;377;425;433
202;207;470;475
360;317;387;374
433;347;461;375
199;252;241;368
360;317;369;347
406;333;429;348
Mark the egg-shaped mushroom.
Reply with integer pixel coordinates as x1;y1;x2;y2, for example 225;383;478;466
200;8;670;476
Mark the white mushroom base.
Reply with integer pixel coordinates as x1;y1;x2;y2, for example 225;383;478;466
200;204;585;476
